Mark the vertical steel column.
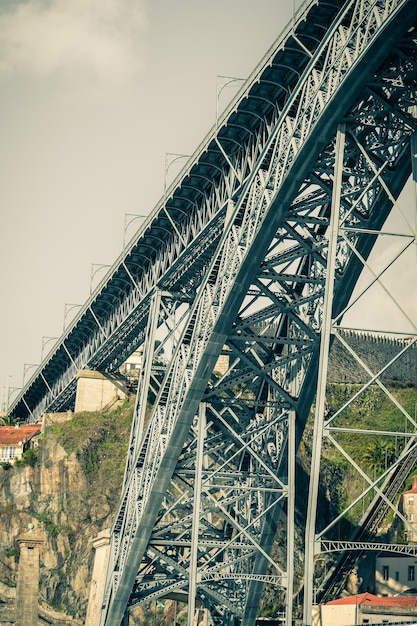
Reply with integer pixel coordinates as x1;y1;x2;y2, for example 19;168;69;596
286;410;296;626
125;290;162;482
303;125;346;625
135;290;161;431
411;131;417;261
188;403;206;626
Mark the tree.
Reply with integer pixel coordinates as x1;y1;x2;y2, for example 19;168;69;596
0;415;22;426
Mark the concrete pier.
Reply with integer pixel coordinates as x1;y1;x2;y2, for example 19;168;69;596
74;370;126;413
16;525;44;626
85;529;111;626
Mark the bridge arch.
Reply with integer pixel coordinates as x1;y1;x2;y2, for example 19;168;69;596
6;1;417;625
95;2;417;626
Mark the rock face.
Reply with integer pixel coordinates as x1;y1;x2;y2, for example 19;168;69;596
0;401;132;623
0;331;414;623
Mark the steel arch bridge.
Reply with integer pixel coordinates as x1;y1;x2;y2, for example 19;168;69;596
8;0;417;624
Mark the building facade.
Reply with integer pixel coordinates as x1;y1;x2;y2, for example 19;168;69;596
0;424;41;464
313;592;417;626
403;476;417;543
375;553;417;596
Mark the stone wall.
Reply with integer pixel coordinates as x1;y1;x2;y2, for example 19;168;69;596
74;370;127;413
328;330;417;384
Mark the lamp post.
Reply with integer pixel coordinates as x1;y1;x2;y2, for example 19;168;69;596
0;386;7;414
7;387;20;408
63;303;82;331
164;153;189;200
123;214;146;248
41;336;57;361
216;75;244;127
4;375;11;415
90;264;111;295
23;364;39;385
1;376;19;416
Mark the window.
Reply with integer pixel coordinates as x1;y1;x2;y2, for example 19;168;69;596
1;447;15;460
408;565;415;581
409;496;414;504
410;512;415;522
395;571;400;581
382;565;389;581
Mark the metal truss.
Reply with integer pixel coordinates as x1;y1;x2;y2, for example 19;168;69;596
9;0;401;424
4;0;416;624
320;542;417;555
98;2;417;626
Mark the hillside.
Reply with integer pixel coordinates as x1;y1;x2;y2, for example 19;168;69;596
328;330;417;384
0;331;416;623
0;401;133;623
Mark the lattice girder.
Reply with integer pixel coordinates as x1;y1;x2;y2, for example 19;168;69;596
3;0;365;422
99;3;417;626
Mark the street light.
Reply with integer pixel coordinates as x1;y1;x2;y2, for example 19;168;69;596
164;153;189;200
216;75;244;127
63;303;82;331
4;375;11;414
1;375;13;415
23;364;39;385
0;386;7;414
123;213;146;247
90;263;111;294
41;336;57;361
7;387;20;405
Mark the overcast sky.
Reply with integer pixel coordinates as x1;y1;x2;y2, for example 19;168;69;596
0;0;302;407
0;0;416;411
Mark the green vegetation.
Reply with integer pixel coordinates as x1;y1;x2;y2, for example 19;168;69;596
14;448;38;467
0;415;21;426
0;372;415;621
323;382;417;467
305;382;417;534
46;397;133;490
35;398;134;617
37;513;60;537
258;381;417;618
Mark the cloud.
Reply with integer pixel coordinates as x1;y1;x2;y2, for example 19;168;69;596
0;0;148;83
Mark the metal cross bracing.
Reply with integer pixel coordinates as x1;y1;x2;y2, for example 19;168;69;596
5;0;417;624
311;413;417;605
9;0;347;424
97;2;417;626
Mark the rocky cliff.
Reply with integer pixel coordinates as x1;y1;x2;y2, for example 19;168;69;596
0;401;132;624
1;331;415;624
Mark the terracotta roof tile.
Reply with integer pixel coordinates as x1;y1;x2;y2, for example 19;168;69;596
0;425;41;445
325;593;376;606
325;593;417;607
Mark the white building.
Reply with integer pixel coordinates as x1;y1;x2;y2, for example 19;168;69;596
0;424;41;463
403;476;417;543
119;349;143;378
313;592;417;626
375;552;417;597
